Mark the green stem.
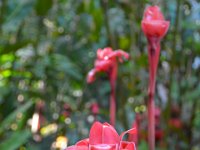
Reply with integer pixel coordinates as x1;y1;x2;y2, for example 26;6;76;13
101;0;116;48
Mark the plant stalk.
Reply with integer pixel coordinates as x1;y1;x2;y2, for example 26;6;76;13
148;93;155;150
147;38;160;150
109;64;117;126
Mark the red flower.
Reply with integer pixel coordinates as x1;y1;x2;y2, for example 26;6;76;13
66;122;137;150
87;47;129;83
87;47;129;126
142;5;169;39
141;6;169;150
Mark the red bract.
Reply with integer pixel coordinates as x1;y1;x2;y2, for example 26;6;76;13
142;5;169;39
89;122;119;145
141;5;169;150
87;47;129;83
66;122;137;150
87;47;129;126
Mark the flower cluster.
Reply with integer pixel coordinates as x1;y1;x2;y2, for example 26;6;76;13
87;47;129;83
87;47;129;126
66;122;136;150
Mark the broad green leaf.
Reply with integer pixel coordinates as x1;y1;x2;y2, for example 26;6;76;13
0;101;33;134
0;129;31;150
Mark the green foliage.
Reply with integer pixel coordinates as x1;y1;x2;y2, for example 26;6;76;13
0;101;33;134
0;0;200;149
0;130;31;150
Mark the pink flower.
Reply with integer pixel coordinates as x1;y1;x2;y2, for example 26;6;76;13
66;122;137;150
87;47;129;83
142;5;169;39
141;6;169;150
87;47;129;126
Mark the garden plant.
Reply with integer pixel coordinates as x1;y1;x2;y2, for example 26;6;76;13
0;0;200;150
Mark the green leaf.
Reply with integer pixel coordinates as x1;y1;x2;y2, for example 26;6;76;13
0;101;33;134
0;129;31;150
51;54;82;80
35;0;53;16
3;0;34;33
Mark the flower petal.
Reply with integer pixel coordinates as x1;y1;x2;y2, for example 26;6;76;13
119;141;136;150
76;138;89;147
87;69;97;83
143;5;164;21
89;122;119;145
66;145;88;150
120;128;137;141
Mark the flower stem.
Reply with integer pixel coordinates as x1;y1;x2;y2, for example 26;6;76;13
110;85;116;127
148;92;155;150
109;65;117;126
147;38;160;150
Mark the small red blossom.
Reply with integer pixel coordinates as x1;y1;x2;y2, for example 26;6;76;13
90;102;99;115
66;122;137;150
87;47;129;83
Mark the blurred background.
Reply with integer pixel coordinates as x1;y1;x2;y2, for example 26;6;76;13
0;0;200;149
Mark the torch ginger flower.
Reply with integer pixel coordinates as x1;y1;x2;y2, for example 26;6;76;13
141;5;169;150
66;121;137;150
87;47;129;126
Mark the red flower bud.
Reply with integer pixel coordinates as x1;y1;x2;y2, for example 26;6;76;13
142;6;169;39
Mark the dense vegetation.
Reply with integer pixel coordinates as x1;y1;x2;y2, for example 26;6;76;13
0;0;200;149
